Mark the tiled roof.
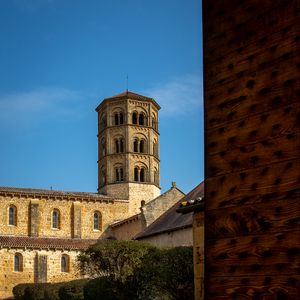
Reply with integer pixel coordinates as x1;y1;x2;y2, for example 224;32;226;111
96;90;161;111
135;182;204;239
0;236;97;250
0;186;127;202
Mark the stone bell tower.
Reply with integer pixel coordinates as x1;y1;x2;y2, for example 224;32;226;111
96;91;161;214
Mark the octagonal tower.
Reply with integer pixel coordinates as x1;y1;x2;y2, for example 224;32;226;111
96;91;161;214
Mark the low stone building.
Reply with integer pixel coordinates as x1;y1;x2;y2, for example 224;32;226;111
0;187;129;298
135;182;204;248
109;182;185;240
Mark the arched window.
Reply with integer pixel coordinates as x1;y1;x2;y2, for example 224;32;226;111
139;113;145;125
132;112;138;124
115;138;125;153
133;139;138;152
134;167;139;181
61;254;69;272
115;167;124;182
140;140;145;153
14;253;23;272
140;168;145;182
134;167;147;182
52;209;60;229
94;211;102;230
8;205;17;226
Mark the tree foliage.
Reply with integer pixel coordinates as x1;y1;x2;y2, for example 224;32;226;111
77;240;156;282
78;240;194;300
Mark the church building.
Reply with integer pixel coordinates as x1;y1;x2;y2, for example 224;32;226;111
0;91;182;299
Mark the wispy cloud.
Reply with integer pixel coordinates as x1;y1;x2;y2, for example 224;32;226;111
144;74;203;116
0;87;88;126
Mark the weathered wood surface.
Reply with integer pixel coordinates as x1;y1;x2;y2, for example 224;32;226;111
205;159;300;210
206;275;300;299
206;198;300;239
203;0;300;298
207;230;300;276
206;103;300;155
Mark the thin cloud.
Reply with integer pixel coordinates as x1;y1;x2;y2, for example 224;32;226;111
144;74;203;116
0;87;87;126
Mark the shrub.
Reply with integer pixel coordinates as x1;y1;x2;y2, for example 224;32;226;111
58;279;88;300
13;283;50;300
13;280;88;300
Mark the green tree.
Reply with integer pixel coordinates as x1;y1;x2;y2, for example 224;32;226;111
77;240;155;282
134;247;194;300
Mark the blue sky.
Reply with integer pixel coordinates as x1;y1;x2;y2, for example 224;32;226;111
0;0;203;194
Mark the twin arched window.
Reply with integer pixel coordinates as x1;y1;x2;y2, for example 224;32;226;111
8;205;17;226
14;253;23;272
115;138;125;153
114;112;124;125
134;167;146;182
132;112;146;125
115;167;124;182
93;211;102;230
133;138;145;153
61;254;70;272
52;209;60;229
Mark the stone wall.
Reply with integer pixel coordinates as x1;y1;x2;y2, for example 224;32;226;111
141;185;185;227
0;248;80;299
0;194;129;239
110;214;143;240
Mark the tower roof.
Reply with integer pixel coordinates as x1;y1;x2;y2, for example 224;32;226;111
96;90;161;111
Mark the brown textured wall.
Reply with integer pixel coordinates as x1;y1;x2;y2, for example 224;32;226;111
0;248;80;299
0;195;129;239
203;0;300;298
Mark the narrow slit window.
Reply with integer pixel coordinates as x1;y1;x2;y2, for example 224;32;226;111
134;167;139;181
134;139;138;152
140;168;145;182
61;255;69;272
139;114;144;125
94;211;101;230
52;209;60;229
132;113;138;124
120;113;124;124
140;140;144;153
14;253;23;272
8;205;16;226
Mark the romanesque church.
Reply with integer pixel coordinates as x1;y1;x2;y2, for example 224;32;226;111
0;91;184;299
